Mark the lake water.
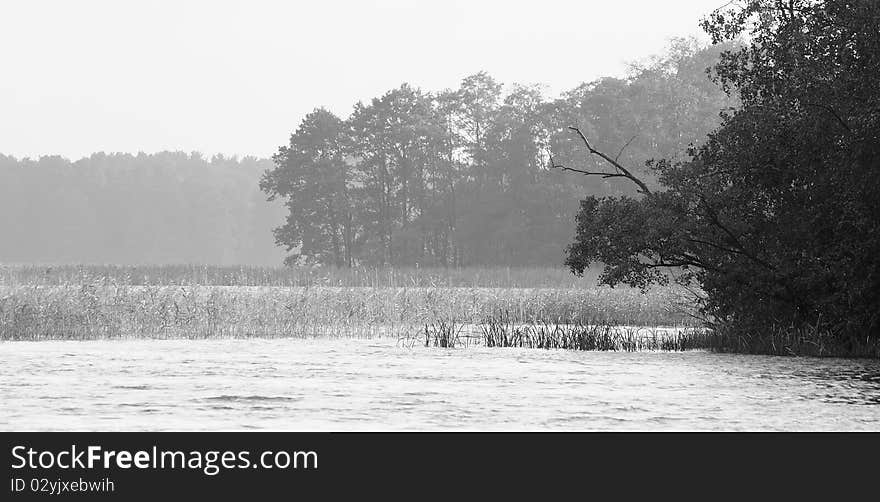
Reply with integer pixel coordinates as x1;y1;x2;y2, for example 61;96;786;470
2;338;879;431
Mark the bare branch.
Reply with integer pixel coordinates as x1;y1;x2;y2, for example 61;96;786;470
547;154;643;183
614;134;638;163
564;126;652;195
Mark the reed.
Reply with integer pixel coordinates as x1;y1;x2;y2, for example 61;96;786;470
0;283;692;340
0;266;695;341
394;314;708;352
401;315;878;357
477;313;709;351
3;266;873;357
421;320;471;348
0;264;603;289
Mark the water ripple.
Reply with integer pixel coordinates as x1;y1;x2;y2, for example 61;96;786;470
1;338;879;430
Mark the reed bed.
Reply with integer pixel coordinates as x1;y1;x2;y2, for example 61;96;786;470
5;265;871;357
402;314;709;351
403;315;880;357
0;280;692;340
414;320;472;349
0;264;602;289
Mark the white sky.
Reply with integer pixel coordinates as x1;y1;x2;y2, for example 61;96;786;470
0;0;722;160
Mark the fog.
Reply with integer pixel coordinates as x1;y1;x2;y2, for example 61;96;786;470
1;0;716;160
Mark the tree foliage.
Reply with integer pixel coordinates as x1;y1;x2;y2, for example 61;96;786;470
261;109;357;267
263;38;735;267
564;0;880;339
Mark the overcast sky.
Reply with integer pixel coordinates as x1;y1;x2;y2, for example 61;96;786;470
1;0;722;160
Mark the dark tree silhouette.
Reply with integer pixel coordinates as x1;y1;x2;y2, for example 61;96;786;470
562;0;880;343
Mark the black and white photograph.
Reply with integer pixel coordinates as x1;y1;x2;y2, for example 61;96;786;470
1;1;879;491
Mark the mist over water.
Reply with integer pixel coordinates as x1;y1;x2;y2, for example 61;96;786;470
2;338;879;431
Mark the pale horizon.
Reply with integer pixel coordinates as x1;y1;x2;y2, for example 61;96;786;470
1;0;721;160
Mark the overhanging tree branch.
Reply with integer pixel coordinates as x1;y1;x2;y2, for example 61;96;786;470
548;126;652;195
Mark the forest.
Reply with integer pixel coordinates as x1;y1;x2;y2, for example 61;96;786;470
0;152;285;265
0;38;735;267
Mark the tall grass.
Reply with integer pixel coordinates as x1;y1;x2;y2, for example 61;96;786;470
405;315;880;357
3;265;870;357
0;264;603;288
0;264;700;341
403;314;710;351
0;281;692;340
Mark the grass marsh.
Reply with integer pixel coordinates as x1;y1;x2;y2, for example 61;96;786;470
0;283;692;341
0;265;695;341
0;264;605;289
2;265;869;356
405;316;709;352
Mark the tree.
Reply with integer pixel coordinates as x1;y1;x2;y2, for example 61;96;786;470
261;108;357;267
347;85;439;266
454;72;503;193
562;0;880;346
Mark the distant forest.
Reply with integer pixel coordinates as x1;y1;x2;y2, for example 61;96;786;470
0;153;285;265
0;38;735;267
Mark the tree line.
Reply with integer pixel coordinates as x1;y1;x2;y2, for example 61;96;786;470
0;152;285;265
0;38;733;268
261;38;737;267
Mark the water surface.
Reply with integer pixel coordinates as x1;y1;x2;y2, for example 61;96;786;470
1;339;879;430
